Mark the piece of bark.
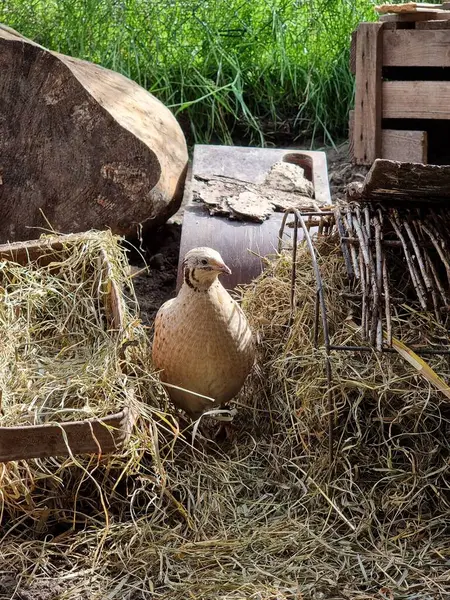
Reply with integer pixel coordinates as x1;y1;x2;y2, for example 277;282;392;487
0;24;188;242
264;161;314;197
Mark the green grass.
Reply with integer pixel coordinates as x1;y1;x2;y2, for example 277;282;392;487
1;0;378;146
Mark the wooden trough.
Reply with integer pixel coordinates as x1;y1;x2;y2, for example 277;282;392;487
177;145;332;291
0;233;136;463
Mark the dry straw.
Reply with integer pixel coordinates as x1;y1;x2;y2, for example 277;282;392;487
0;232;449;599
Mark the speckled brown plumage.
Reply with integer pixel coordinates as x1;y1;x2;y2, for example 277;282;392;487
152;247;255;418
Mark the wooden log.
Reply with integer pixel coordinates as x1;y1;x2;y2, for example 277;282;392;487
348;159;450;203
381;129;428;163
0;25;188;243
383;81;450;119
353;23;384;165
383;30;450;66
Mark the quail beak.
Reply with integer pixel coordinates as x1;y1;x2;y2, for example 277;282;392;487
214;261;232;275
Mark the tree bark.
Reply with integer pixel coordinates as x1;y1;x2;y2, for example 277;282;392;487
347;159;450;203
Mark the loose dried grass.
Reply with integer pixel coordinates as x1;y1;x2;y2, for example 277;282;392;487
1;234;449;600
0;231;143;425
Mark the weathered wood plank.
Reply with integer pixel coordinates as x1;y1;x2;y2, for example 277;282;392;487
0;408;135;462
353;23;384;165
383;81;450;119
176;145;332;291
381;129;428;163
383;30;450;66
376;3;449;14
380;11;450;23
350;114;426;164
348;159;450;203
348;110;355;159
416;19;450;29
350;30;357;75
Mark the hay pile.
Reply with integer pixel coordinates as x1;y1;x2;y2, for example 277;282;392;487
0;231;165;524
0;231;143;425
1;234;449;600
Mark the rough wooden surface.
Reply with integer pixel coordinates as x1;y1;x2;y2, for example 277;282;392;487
379;11;450;23
383;81;450;119
381;129;428;163
416;18;450;28
347;159;450;203
348;110;355;160
0;24;188;243
0;408;135;462
376;3;447;14
353;23;384;165
350;30;357;75
349;111;428;163
0;232;135;462
177;145;331;290
383;29;450;66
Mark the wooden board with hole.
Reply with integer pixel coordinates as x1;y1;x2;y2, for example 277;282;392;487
177;145;332;291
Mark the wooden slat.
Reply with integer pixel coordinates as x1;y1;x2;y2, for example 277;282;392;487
380;11;450;23
350;114;426;164
383;81;450;119
348;110;355;159
383;30;450;66
353;23;384;165
416;18;450;29
350;30;357;75
381;129;428;163
347;159;450;204
0;407;135;462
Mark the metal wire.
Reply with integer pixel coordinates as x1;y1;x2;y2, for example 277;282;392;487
277;206;450;464
278;209;334;463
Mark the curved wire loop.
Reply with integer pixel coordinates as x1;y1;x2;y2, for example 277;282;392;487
278;208;334;463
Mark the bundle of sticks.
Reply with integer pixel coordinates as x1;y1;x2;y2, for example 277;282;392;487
334;203;450;350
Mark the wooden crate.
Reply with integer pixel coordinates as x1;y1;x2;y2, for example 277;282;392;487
0;233;136;463
350;12;450;165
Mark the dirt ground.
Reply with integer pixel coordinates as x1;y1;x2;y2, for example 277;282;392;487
129;222;182;328
130;142;368;326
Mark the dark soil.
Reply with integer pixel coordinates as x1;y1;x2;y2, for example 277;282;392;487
129;142;367;326
127;222;181;328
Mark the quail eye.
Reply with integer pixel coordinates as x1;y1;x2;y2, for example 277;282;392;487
201;259;208;265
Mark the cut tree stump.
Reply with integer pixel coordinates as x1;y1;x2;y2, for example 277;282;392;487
0;24;188;243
